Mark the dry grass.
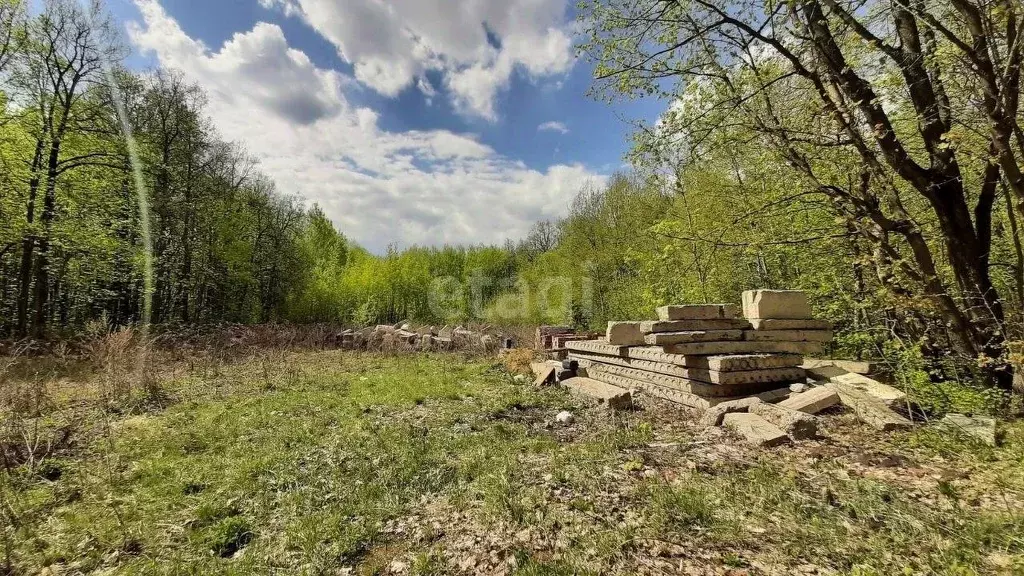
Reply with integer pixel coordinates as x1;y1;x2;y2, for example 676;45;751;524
502;348;539;375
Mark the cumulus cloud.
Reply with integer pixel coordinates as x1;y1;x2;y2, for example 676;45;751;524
538;121;569;134
264;0;574;120
128;0;603;252
130;2;345;125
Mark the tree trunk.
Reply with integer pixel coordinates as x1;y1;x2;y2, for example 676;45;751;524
16;139;46;337
31;139;61;336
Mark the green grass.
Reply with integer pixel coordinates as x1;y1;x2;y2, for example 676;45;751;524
3;350;1024;574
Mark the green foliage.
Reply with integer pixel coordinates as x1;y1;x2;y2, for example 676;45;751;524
883;339;1010;416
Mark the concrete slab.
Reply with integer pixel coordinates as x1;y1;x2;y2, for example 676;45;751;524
561;377;633;410
644;330;744;345
743;329;834;342
722;413;791;446
806;367;906;407
656;304;740;320
750;402;818;439
941;413;997;446
778;386;841;414
624;348;802;370
533;365;556;386
749;319;832;331
682;366;806;386
826;382;912;431
585;363;791;397
802;358;878;375
692;353;805;371
565;339;631;357
640;319;752;333
660;340;824;356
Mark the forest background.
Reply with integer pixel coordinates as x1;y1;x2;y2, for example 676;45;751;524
2;0;1023;399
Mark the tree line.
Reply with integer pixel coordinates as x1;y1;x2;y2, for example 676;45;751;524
0;0;524;336
3;0;1023;392
569;0;1024;390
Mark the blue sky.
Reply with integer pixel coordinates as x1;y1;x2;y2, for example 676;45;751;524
111;0;664;252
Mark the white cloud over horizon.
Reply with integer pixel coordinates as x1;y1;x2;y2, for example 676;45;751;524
127;0;604;253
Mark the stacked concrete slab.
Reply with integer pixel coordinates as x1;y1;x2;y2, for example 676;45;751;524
741;290;833;351
561;289;913;445
567;295;822;411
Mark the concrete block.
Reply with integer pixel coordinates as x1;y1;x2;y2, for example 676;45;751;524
656;304;740;320
750;402;818;439
699;397;762;427
742;290;813;320
607;321;645;345
743;329;833;342
778;386;841;414
561;377;633;410
644;330;744;345
722;413;791;447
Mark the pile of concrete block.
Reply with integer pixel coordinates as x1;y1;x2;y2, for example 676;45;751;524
568;293;820;410
536;325;602;358
335;322;503;352
560;289;912;445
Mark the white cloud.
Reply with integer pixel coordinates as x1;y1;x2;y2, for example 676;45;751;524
265;0;574;120
538;121;569;134
128;0;604;252
129;2;345;125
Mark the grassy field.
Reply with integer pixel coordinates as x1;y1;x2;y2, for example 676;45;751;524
2;347;1024;575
